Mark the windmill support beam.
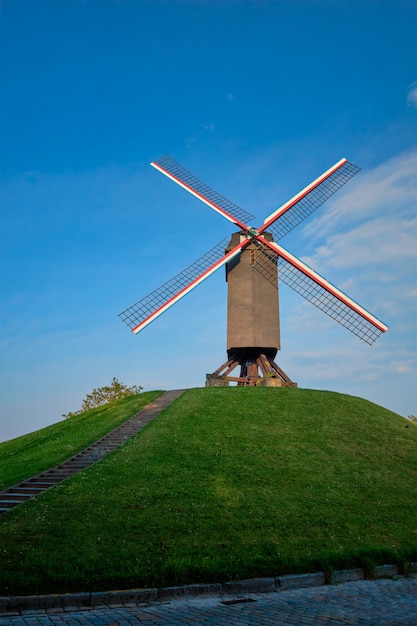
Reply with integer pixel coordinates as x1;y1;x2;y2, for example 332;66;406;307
206;351;297;388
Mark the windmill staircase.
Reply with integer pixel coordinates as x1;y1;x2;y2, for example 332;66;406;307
0;390;184;516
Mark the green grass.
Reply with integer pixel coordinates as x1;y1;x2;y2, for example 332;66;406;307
0;390;163;490
1;386;416;595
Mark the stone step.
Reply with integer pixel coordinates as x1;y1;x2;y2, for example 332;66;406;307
99;439;128;444
65;460;96;466
39;473;73;480
32;479;62;485
9;486;46;494
2;492;32;500
41;469;69;474
26;482;58;488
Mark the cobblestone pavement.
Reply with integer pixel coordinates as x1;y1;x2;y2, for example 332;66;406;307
1;578;416;625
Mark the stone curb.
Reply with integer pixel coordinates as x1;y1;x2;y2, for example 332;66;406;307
278;571;325;590
329;567;365;584
89;588;158;606
158;583;222;601
0;589;158;613
2;564;414;613
374;564;399;578
222;577;276;595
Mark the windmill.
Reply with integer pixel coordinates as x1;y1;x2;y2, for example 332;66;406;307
119;155;388;387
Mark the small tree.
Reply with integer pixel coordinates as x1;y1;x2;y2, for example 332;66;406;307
62;377;143;419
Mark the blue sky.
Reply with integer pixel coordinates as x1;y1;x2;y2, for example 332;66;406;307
1;0;416;442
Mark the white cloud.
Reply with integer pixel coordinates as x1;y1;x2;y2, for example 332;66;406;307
304;215;417;270
185;121;216;147
295;150;417;322
395;364;412;374
407;81;417;108
301;149;417;240
282;326;416;387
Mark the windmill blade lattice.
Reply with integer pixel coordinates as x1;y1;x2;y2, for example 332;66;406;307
152;155;255;227
119;237;231;332
253;243;279;289
264;160;361;242
277;256;384;345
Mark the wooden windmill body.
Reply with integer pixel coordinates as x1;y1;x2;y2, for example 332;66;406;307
226;231;280;354
214;232;292;386
119;155;388;385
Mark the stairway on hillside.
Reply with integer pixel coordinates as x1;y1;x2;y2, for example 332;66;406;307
0;390;184;516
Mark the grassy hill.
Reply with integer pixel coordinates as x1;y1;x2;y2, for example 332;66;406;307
1;386;416;596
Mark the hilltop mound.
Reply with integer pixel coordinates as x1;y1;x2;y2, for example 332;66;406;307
1;387;416;595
